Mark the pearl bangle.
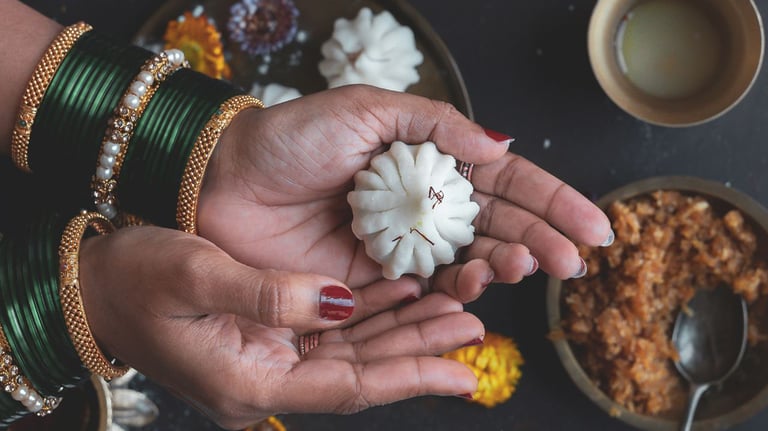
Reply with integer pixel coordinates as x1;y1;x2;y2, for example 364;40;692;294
0;328;61;416
92;49;189;219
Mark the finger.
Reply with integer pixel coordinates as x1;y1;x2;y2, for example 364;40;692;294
430;258;495;303
192;259;355;330
472;191;586;279
332;85;511;164
461;236;537;283
343;277;423;326
273;357;477;414
323;293;466;343
308;311;483;363
472;152;613;247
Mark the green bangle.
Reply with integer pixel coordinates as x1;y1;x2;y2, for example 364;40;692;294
27;31;153;210
0;214;88;397
0;241;28;425
28;217;87;389
119;68;242;226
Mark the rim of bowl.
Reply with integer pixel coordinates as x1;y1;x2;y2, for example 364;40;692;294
547;175;768;430
587;0;765;128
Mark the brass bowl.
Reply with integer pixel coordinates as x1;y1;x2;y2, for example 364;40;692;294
588;0;764;127
547;176;768;430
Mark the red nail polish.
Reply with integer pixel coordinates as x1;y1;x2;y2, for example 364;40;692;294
462;337;484;347
456;393;474;400
484;128;514;144
319;286;354;320
399;295;420;306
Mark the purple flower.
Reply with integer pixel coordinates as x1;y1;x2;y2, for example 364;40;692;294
227;0;299;57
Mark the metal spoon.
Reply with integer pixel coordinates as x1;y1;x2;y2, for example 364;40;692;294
672;285;748;431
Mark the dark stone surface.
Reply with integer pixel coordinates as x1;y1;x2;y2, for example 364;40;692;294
14;0;768;430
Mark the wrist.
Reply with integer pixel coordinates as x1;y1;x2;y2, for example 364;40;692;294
0;1;62;154
176;96;262;233
77;234;119;363
195;106;261;236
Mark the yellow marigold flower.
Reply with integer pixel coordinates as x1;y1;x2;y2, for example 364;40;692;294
163;11;232;80
442;332;524;408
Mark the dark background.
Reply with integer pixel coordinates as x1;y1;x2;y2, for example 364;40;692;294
16;0;768;430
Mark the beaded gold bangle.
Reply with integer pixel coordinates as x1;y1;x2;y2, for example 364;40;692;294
10;22;93;173
58;211;128;380
92;49;189;220
112;212;150;229
176;95;264;234
0;326;61;416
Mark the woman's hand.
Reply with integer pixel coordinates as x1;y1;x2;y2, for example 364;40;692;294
198;85;612;302
79;226;482;430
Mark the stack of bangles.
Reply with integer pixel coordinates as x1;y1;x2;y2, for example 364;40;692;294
1;21;264;423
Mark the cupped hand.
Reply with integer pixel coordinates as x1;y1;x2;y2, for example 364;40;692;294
198;85;612;302
79;226;482;430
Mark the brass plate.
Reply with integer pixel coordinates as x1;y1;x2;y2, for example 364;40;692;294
133;0;473;118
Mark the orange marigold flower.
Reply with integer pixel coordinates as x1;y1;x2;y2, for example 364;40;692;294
244;415;286;431
442;332;524;408
163;11;232;80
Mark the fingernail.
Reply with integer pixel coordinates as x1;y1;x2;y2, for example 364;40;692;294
484;128;514;145
570;258;588;279
601;229;615;247
482;270;495;289
462;337;484;347
525;256;539;276
319;286;354;320
456;393;474;400
399;294;420;306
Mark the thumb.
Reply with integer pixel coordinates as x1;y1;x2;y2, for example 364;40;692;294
199;263;354;329
344;86;512;164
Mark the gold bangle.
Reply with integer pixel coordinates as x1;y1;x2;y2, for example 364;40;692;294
59;210;128;380
0;326;61;416
112;212;150;228
10;22;93;173
176;95;264;234
92;49;189;220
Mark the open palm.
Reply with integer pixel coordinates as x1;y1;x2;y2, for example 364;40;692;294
198;85;613;300
81;226;482;430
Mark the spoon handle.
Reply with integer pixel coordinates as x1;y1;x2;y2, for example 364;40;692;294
680;383;709;431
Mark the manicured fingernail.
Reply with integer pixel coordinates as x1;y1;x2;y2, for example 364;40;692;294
399;294;420;306
570;258;588;279
462;337;484;347
525;256;539;276
601;229;615;247
319;286;354;320
482;270;495;289
484;128;514;145
456;393;474;400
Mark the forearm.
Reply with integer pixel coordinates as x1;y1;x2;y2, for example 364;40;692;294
0;0;62;154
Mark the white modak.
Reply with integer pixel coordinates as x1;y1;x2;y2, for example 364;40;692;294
319;7;424;92
248;82;302;107
348;142;478;279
